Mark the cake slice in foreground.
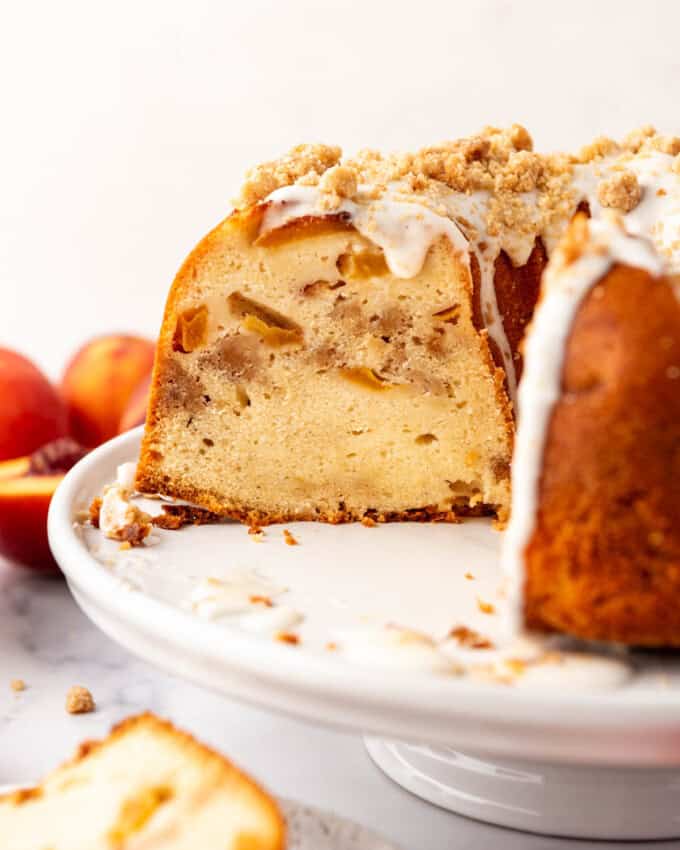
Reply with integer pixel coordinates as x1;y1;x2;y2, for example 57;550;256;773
0;712;284;850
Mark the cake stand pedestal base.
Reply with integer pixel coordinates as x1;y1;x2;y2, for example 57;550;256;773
364;737;680;839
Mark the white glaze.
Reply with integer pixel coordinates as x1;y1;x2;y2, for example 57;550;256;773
116;461;138;491
334;624;458;675
502;220;666;633
99;485;134;537
239;604;304;635
188;571;286;620
574;151;680;271
508;651;632;691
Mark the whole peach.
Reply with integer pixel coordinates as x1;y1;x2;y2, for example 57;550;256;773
118;372;152;433
61;335;155;447
0;348;68;461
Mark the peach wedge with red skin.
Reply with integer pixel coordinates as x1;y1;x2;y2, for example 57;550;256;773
61;335;155;447
0;348;68;461
0;439;88;574
0;470;63;573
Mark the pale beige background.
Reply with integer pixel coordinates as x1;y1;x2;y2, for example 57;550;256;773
2;0;678;375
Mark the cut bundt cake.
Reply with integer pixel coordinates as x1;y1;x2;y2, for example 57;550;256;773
136;122;680;634
0;713;284;850
504;214;680;646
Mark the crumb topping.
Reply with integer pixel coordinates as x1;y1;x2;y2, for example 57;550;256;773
66;685;95;714
233;125;680;256
317;164;358;211
235;143;341;208
597;170;642;212
576;136;620;163
152;504;223;530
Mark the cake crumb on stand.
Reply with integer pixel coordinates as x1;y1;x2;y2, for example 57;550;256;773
283;529;299;546
10;679;26;692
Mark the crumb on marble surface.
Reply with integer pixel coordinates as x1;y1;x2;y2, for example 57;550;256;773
66;685;95;714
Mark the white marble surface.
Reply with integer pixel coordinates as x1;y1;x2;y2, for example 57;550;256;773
0;559;676;850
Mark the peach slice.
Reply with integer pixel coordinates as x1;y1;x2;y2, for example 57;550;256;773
61;335;155;447
0;438;87;573
0;347;68;461
0;473;63;572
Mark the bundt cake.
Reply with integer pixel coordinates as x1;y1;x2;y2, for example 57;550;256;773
0;712;284;850
504;214;680;646
135;124;680;644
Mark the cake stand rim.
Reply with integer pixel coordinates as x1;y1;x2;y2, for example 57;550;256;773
47;427;680;768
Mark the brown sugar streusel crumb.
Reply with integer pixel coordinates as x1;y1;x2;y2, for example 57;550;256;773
449;625;495;650
248;524;265;542
235;143;341;208
233;124;679;252
597;170;642;213
88;497;102;528
10;679;26;692
477;598;496;615
283;529;299;546
151;504;223;530
117;518;152;547
66;685;95;714
249;595;273;607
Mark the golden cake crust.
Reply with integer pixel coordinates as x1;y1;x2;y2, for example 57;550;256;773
523;264;680;646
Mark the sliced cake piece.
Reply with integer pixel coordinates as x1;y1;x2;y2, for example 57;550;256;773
0;713;284;850
135;129;569;525
136;202;515;523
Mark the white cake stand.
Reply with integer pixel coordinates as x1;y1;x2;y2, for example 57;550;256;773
48;428;680;840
